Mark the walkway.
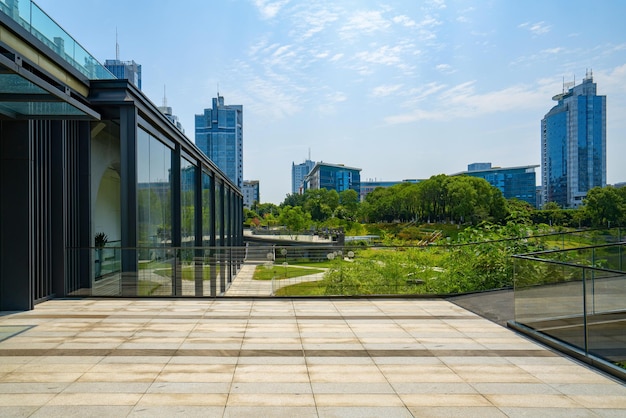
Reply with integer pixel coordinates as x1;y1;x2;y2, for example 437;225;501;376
0;298;625;417
225;264;326;297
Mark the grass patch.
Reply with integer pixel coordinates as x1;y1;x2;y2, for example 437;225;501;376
274;281;328;296
137;280;161;296
152;265;221;281
253;265;325;280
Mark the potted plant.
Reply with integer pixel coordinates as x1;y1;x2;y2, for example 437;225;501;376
94;232;108;278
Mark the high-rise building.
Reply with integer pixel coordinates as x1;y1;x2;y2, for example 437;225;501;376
304;162;361;195
452;163;539;206
104;59;142;89
195;96;243;189
541;72;606;208
242;180;260;209
292;159;316;194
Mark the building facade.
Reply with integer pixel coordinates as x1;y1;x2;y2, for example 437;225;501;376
243;180;260;209
0;2;243;310
292;159;316;194
104;59;142;90
452;163;539;206
304;162;361;195
541;73;606;208
195;96;243;189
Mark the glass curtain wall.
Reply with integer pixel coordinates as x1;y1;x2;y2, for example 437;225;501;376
137;128;172;260
202;172;212;245
181;158;196;246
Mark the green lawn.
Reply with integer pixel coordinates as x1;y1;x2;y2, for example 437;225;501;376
253;265;325;281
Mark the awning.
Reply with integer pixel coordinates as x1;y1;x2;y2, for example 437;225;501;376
0;52;100;120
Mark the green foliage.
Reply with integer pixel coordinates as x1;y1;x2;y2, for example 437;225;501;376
278;205;312;235
253;264;324;280
583;186;625;227
362;175;507;225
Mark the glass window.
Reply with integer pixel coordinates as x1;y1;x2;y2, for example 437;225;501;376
137;128;172;252
181;158;197;245
202;172;212;245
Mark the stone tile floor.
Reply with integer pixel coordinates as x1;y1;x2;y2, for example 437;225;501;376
0;298;625;417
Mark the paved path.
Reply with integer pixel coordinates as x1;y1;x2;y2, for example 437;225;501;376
1;298;625;417
225;264;326;297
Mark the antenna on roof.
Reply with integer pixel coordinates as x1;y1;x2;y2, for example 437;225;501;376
162;85;167;107
115;27;119;61
308;147;311;160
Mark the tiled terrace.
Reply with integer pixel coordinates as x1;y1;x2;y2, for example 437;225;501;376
0;298;625;417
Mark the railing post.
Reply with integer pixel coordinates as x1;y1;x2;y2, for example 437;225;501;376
582;268;588;355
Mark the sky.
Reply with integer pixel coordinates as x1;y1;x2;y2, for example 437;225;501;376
36;0;626;204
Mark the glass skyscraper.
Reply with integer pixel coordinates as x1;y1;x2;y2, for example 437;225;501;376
454;163;539;206
104;59;142;90
292;159;316;194
541;72;606;208
195;96;243;189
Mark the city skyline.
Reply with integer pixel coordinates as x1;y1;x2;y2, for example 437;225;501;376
36;0;626;203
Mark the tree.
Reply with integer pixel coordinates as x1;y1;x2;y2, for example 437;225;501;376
278;205;311;236
303;189;339;222
583;186;624;227
281;193;305;208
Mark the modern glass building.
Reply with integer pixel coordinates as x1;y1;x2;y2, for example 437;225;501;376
292;159;316;194
104;59;142;90
304;162;361;195
0;2;243;310
195;96;243;189
541;73;606;208
242;180;260;209
452;163;539;206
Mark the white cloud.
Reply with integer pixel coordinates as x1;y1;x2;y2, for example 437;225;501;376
541;47;564;54
372;84;403;97
292;6;339;39
252;0;291;19
386;81;553;124
518;21;551;36
340;10;391;39
393;15;416;27
436;63;456;74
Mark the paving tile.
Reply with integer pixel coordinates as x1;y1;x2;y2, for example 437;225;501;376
47;392;142;405
314;393;405;407
317;406;414;418
29;405;134;418
0;297;624;415
223;406;317;418
129;406;225;417
226;392;315;406
399;393;492;407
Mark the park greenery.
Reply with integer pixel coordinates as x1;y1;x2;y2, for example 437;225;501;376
246;175;626;296
246;175;626;236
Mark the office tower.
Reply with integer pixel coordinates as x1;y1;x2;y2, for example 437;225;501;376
292;159;316;194
243;180;260;209
195;96;243;189
104;59;142;89
454;163;539;206
304;162;361;195
541;71;606;208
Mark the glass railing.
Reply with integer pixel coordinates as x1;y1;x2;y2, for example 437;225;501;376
0;0;115;80
65;246;247;297
511;242;626;378
64;228;625;299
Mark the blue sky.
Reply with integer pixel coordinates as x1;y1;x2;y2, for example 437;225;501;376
37;0;626;204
